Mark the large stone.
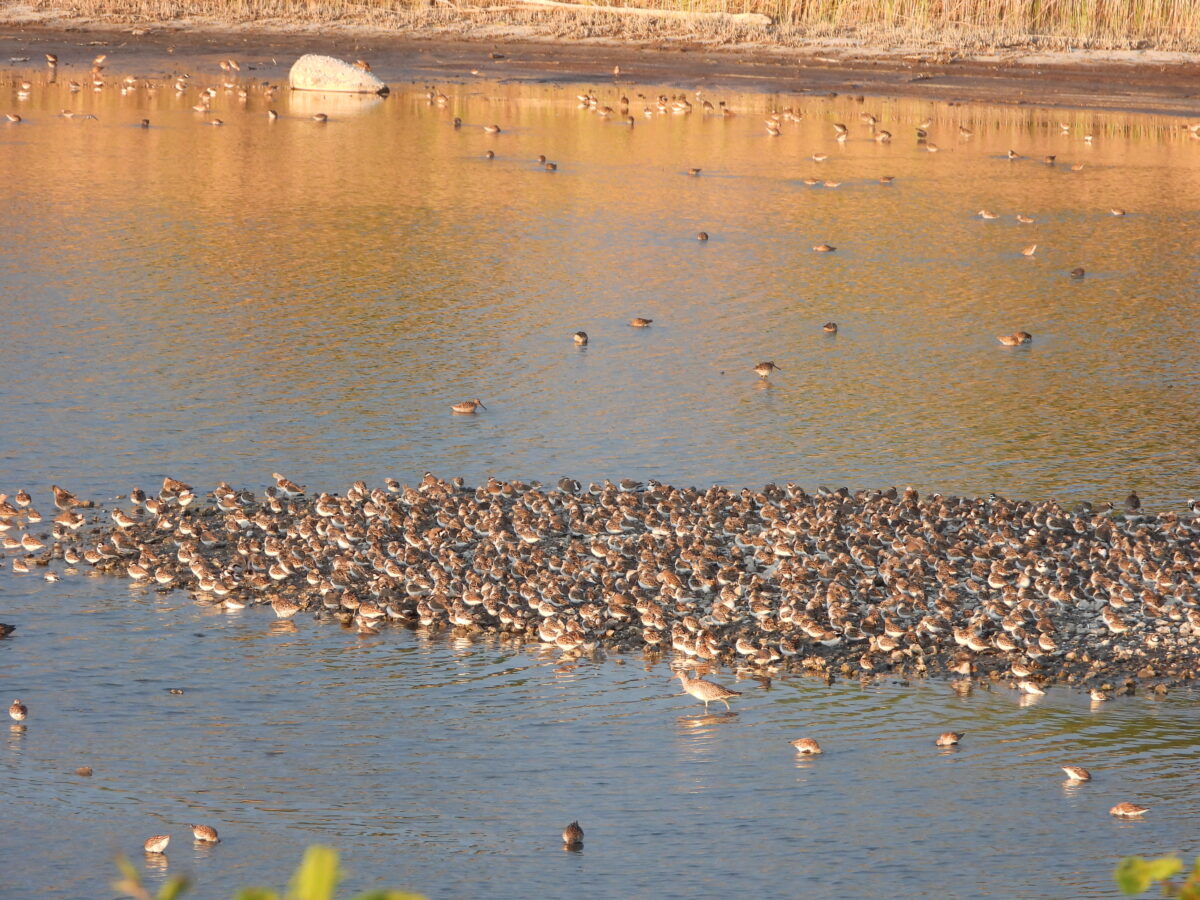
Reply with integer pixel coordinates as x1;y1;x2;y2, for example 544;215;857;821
289;55;389;95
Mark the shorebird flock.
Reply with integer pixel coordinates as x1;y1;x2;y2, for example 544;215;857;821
3;475;1198;703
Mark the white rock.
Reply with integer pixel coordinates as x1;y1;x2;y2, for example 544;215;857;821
289;55;388;94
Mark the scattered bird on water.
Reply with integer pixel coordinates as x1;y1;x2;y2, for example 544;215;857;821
629;317;653;327
13;489;29;507
451;399;486;414
76;766;93;776
674;670;740;712
1016;214;1035;224
483;124;501;134
997;332;1033;346
754;361;781;379
688;167;701;176
1125;491;1140;511
813;243;836;252
1110;208;1126;216
1007;149;1020;159
1062;766;1091;782
140;119;150;128
267;109;278;120
544;162;557;171
1018;680;1046;695
573;331;588;345
1022;244;1038;257
190;824;220;842
812;153;829;162
1090;689;1110;703
823;322;838;333
1070;267;1086;278
9;699;27;721
562;821;584;848
791;738;822;755
144;835;170;854
978;210;999;219
3;114;20;124
935;731;963;746
1110;802;1148;818
697;231;708;241
879;175;895;183
0;624;14;638
45;53;57;66
312;113;328;123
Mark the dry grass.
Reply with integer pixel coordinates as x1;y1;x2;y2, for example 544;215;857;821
14;0;1200;52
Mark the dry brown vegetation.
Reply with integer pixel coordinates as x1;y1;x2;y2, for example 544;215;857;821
12;0;1200;52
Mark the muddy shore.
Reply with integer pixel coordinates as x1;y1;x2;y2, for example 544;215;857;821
3;19;1200;116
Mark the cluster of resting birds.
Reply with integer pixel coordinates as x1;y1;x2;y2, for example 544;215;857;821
3;472;1199;708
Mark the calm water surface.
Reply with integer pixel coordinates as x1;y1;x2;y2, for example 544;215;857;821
2;63;1200;899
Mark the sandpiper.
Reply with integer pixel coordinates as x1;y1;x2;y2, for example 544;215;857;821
271;598;301;619
697;231;709;241
790;738;822;755
483;124;501;134
754;361;781;379
1070;267;1086;278
144;835;170;853
1061;766;1091;782
1109;802;1147;818
674;670;740;712
629;317;653;327
935;731;963;747
573;331;588;345
312;113;328;123
562;821;584;848
812;244;836;252
9;699;27;721
1022;244;1038;257
189;823;220;842
822;322;838;333
978;210;1000;219
451;399;486;414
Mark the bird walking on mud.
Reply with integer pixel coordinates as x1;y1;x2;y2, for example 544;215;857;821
674;670;740;712
754;361;781;379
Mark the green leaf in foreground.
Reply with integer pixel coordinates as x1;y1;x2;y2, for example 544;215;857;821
288;845;342;900
1115;855;1183;894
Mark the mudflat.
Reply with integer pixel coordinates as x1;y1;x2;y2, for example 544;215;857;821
3;21;1200;115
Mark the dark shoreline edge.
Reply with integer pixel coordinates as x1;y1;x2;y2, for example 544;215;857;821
3;23;1200;118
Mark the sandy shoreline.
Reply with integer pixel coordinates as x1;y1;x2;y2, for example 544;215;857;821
3;15;1200;116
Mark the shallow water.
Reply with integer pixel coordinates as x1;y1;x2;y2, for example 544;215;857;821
3;64;1200;899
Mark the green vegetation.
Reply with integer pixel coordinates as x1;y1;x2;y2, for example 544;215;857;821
113;845;423;900
1116;855;1200;898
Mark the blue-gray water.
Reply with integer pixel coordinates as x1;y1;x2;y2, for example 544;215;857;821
3;65;1200;899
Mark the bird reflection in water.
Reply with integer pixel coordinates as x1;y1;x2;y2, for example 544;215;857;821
268;620;298;636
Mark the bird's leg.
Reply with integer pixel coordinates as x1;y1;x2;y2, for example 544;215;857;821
720;698;730;711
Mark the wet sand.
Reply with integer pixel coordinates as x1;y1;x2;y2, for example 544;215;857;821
3;21;1200;116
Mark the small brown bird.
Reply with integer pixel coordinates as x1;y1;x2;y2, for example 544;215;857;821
9;699;27;721
1125;491;1141;511
573;331;588;345
629;317;653;327
1022;244;1038;257
1110;208;1126;216
1061;766;1091;782
822;322;838;333
45;53;58;66
997;332;1034;346
697;231;709;241
812;244;836;253
483;124;501;134
144;835;170;853
1110;802;1148;818
688;167;701;176
935;731;963;747
791;738;822;755
484;150;494;159
189;824;220;842
754;361;781;379
312;113;328;123
76;766;93;776
451;399;486;414
1070;267;1086;278
562;821;584;848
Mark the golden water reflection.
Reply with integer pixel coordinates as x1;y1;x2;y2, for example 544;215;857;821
3;70;1200;506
